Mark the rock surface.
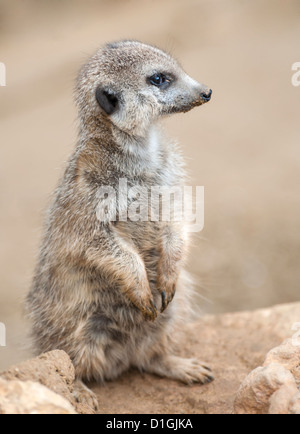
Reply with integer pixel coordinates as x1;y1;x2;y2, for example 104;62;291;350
0;377;76;414
1;302;300;414
0;350;94;414
234;338;300;414
234;363;296;414
269;383;300;415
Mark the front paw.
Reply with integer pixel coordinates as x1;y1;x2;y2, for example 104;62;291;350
134;298;158;321
176;359;214;385
158;281;176;313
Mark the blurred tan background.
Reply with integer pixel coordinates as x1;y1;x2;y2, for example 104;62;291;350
0;0;300;371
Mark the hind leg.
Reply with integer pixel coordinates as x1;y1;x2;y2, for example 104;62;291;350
132;307;214;386
72;380;99;412
145;354;214;385
71;320;132;383
73;343;130;383
132;325;213;385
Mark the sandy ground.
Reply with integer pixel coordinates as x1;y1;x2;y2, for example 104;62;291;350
92;303;300;414
0;0;300;371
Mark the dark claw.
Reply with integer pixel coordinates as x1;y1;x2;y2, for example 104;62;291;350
166;289;175;306
161;291;166;312
206;375;215;384
149;303;156;314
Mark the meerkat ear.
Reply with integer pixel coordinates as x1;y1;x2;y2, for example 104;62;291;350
96;87;119;115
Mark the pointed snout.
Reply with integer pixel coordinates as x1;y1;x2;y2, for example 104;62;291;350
200;89;212;103
163;79;213;115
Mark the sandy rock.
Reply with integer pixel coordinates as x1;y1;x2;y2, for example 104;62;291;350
1;350;74;397
0;350;95;414
234;363;295;414
0;377;76;414
265;339;300;414
290;394;300;415
234;336;300;414
264;339;300;383
269;383;300;415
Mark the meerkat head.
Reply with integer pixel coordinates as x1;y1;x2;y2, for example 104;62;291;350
76;40;212;137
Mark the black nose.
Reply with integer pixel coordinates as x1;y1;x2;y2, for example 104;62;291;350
200;89;212;102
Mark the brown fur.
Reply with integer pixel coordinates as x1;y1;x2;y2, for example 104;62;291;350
26;40;213;409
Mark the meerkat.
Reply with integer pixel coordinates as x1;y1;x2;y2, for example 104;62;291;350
26;40;213;409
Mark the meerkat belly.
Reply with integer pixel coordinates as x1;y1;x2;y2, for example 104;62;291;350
77;279;172;369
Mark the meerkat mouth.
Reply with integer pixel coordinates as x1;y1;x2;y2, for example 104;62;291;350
166;98;208;115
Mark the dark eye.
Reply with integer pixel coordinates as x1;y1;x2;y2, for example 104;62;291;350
148;73;171;88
